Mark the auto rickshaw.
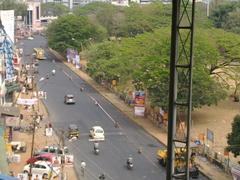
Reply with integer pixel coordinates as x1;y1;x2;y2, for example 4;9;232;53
68;124;79;139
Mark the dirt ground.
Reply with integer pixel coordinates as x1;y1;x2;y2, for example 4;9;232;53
8;96;77;179
191;97;240;164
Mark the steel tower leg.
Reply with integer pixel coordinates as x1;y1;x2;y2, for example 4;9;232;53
167;0;196;179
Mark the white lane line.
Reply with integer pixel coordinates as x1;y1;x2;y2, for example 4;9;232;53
62;69;72;80
89;96;116;124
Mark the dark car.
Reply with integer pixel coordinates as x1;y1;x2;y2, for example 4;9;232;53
64;94;75;104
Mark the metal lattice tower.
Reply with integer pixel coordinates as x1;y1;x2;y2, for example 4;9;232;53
167;0;196;179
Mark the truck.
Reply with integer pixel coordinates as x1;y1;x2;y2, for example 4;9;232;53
156;143;199;178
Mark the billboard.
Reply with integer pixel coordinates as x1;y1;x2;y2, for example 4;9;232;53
134;91;145;116
0;10;14;43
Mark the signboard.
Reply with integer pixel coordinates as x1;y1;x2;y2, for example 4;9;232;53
207;128;214;142
52;156;61;166
134;106;145;116
64;154;74;166
5;116;19;127
45;128;53;137
0;10;14;42
17;173;28;180
17;98;38;105
134;91;145;116
75;54;80;69
134;91;145;106
33;91;47;99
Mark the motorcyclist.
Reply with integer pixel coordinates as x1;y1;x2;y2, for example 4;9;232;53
127;156;133;166
52;69;56;75
99;173;105;180
94;142;99;150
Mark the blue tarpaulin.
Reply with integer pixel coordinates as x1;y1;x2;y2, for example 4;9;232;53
0;174;18;180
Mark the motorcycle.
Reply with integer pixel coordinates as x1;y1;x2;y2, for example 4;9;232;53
94;142;99;155
94;147;99;155
127;157;133;170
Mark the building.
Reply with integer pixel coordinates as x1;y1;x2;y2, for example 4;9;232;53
22;1;42;32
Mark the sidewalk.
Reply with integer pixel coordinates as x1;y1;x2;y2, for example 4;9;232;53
51;49;232;180
8;81;77;179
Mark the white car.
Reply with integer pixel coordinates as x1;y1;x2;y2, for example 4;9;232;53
89;126;105;141
23;161;60;179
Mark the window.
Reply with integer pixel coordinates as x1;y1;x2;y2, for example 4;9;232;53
36;6;40;20
26;10;33;26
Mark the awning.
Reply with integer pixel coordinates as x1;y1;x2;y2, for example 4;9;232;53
5;83;20;94
0;106;20;117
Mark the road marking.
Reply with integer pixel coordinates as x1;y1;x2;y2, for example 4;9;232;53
62;69;72;80
89;96;117;125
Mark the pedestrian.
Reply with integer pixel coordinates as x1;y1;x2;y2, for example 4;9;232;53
80;160;86;176
138;146;142;154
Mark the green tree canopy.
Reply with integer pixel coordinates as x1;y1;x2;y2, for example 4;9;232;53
86;27;234;109
41;2;69;17
0;0;27;17
227;114;240;157
210;1;240;34
73;2;172;37
46;14;107;53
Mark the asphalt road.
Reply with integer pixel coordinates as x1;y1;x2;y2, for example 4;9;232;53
19;35;207;180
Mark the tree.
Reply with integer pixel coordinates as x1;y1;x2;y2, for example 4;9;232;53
41;2;69;17
227;114;240;157
46;14;107;53
223;8;240;34
73;2;172;37
210;1;240;31
86;28;230;109
0;0;27;17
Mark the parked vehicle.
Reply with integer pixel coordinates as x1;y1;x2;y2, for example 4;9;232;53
23;161;60;178
34;145;69;156
156;142;199;178
64;94;75;104
68;124;79;139
10;141;26;153
89;126;105;141
26;153;55;164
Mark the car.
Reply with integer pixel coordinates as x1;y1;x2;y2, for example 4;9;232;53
89;126;105;141
23;161;60;179
26;153;55;164
34;145;69;156
64;94;75;104
27;36;34;40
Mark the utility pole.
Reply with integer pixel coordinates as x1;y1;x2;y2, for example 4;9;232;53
29;57;40;180
60;129;66;180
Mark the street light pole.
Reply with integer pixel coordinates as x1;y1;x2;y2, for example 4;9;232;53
29;60;40;179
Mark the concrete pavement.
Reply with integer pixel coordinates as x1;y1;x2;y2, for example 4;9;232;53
50;49;232;180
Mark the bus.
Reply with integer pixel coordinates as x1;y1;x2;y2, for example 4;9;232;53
33;48;46;60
